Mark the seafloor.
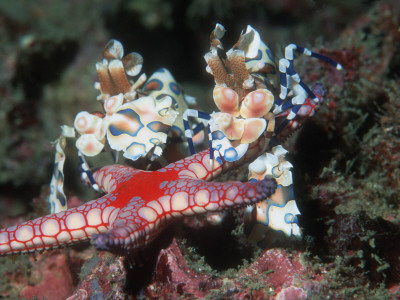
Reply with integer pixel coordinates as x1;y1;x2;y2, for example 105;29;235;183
0;0;399;299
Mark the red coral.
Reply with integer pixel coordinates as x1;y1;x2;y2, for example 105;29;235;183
144;239;319;299
20;252;76;300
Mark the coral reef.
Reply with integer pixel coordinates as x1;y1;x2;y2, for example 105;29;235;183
1;0;400;299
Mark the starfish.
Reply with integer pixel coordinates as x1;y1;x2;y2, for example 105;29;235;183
0;138;276;255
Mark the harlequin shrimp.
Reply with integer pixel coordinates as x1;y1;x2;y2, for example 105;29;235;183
183;24;342;242
0;26;342;257
184;24;341;164
49;40;196;214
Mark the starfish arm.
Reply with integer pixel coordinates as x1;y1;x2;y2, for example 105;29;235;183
163;176;278;217
92;196;160;253
94;165;143;193
0;194;120;256
165;135;269;181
